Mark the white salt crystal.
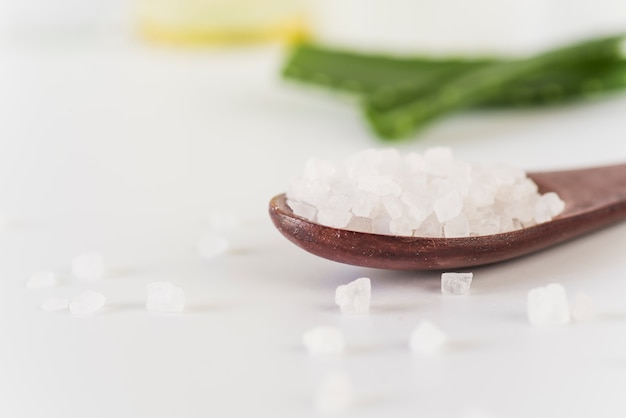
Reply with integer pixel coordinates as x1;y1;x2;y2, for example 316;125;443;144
413;214;443;237
26;271;57;289
441;272;473;295
468;184;495;208
470;209;501;236
71;253;105;280
443;213;470;238
570;291;595;322
41;298;69;312
317;210;352;228
346;216;372;233
534;192;565;224
527;283;570;327
409;321;447;352
371;214;392;235
287;200;318;220
302;326;345;355
433;190;463;222
285;148;565;238
69;291;106;316
351;191;377;217
325;194;352;213
382;196;404;219
335;277;371;314
490;164;525;186
357;175;401;196
499;217;522;233
407;205;428;227
197;233;230;259
316;371;355;414
147;282;185;313
389;217;414;236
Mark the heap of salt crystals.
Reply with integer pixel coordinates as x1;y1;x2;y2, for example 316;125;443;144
286;148;564;238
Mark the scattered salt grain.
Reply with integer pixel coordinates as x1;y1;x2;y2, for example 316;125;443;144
286;148;565;237
146;282;185;313
71;253;105;280
441;272;473;295
570;291;595;322
69;291;106;316
316;371;355;414
26;271;57;289
41;298;69;312
409;320;447;352
335;277;371;314
197;233;230;259
302;326;345;355
527;283;570;327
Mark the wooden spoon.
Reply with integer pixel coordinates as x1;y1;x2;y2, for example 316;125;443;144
269;163;626;270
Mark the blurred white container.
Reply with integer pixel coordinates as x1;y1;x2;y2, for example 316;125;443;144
309;0;626;54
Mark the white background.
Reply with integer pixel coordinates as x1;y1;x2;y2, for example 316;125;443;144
2;2;626;417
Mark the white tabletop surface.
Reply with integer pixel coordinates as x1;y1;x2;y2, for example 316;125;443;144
2;31;626;418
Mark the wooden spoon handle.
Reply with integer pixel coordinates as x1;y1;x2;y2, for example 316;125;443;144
530;163;626;215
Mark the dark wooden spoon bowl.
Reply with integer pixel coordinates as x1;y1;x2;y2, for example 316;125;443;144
269;163;626;270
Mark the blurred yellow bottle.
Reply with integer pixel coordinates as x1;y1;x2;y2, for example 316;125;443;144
137;0;308;45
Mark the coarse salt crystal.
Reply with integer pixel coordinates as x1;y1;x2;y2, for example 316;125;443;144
351;191;377;217
434;190;463;223
527;283;570;327
335;277;371;314
409;320;447;352
302;326;345;355
26;271;57;289
71;253;105;280
147;282;185;313
357;175;401;197
317;210;352;228
287;200;317;221
389;217;414;236
316;371;355;414
286;148;564;238
69;291;106;316
41;298;69;312
346;216;372;233
443;213;470;238
441;272;473;295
